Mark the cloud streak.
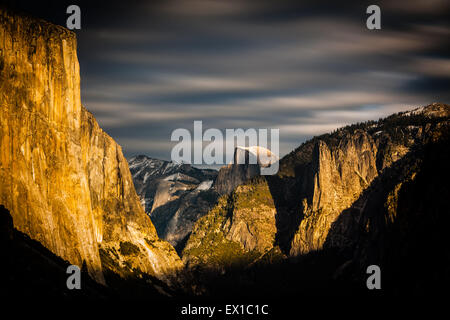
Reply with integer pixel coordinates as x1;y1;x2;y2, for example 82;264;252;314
53;0;450;161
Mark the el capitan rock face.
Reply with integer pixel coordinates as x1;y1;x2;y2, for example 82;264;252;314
0;9;182;284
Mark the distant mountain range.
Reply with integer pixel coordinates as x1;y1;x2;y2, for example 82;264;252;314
128;156;218;252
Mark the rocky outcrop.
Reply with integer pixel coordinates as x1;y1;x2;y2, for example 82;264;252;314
289;130;379;255
0;9;182;284
182;146;281;268
322;126;450;293
214;146;277;195
214;162;259;196
182;177;281;269
288;103;449;256
183;103;449;274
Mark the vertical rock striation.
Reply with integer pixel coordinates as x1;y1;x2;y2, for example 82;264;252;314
0;9;182;284
289;130;379;255
214;146;277;195
288;104;449;256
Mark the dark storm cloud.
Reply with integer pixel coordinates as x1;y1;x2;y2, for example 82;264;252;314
7;0;450;161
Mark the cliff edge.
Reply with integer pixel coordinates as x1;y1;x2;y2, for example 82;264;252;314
0;9;182;285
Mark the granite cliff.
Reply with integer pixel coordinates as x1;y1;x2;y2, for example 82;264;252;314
0;9;182;285
286;103;449;256
214;146;277;195
182;103;450;285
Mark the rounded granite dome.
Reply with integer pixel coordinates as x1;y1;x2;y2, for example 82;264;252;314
234;146;279;167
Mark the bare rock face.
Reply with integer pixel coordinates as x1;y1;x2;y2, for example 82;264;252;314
322;127;450;293
214;146;273;195
0;9;182;284
289;130;379;255
287;104;449;256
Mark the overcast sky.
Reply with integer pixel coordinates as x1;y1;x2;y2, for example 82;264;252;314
9;0;450;161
